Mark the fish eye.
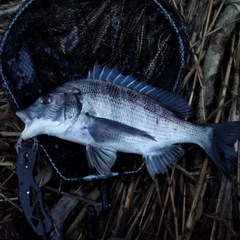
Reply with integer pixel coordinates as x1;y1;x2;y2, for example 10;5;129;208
41;95;52;105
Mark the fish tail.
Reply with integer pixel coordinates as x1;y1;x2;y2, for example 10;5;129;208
203;121;240;178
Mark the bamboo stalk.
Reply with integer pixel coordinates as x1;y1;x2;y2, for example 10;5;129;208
168;175;179;240
64;187;100;238
214;32;235;123
101;181;124;240
44;185;96;204
0;161;14;167
198;0;240;122
0;197;18;202
0;132;21;137
0;192;22;212
182;157;209;240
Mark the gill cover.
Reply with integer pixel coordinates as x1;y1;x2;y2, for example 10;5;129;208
63;93;82;122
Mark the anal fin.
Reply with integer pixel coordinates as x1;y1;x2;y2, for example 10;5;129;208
144;145;185;179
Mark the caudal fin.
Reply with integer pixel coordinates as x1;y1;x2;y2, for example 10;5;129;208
204;121;240;178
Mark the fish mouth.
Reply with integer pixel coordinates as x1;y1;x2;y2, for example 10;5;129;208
16;110;34;140
16;110;32;124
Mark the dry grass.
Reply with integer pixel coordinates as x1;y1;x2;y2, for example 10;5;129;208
0;0;240;239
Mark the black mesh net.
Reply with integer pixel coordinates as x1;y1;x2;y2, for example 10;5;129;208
0;0;189;180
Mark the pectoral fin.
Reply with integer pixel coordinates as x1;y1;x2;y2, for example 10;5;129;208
87;113;155;142
86;144;117;175
144;145;185;179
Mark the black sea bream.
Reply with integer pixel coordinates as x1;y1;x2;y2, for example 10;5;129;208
16;63;240;179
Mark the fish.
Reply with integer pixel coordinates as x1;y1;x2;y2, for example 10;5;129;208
16;63;240;179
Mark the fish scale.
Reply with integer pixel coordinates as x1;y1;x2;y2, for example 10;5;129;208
77;80;193;144
16;64;240;179
77;80;165;125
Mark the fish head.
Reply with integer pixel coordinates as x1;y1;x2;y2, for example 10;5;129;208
16;90;82;140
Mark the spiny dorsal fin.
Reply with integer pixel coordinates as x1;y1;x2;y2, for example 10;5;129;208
88;63;194;118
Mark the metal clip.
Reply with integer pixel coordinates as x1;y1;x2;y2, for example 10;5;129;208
17;137;38;153
84;179;111;240
16;137;52;239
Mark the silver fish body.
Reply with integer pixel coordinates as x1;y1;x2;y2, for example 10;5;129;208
57;80;207;152
16;64;240;179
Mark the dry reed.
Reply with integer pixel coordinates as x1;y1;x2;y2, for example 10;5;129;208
0;0;240;239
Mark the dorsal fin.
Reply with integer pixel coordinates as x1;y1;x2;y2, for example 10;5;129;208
88;63;194;118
